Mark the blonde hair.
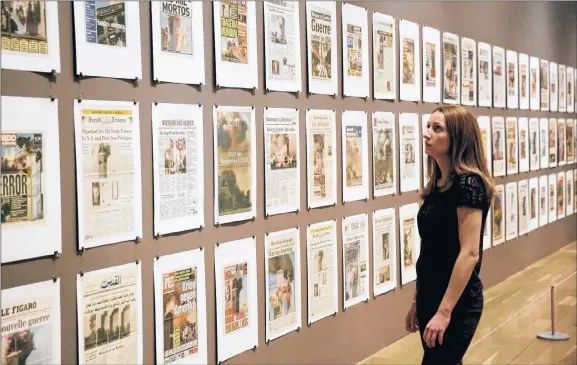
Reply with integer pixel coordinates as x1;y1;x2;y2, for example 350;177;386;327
421;105;495;200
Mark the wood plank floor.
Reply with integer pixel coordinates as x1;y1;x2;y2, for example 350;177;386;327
359;242;577;365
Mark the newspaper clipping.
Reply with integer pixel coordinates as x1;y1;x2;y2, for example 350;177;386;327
402;215;416;272
85;1;127;47
493;185;504;244
1;1;48;54
529;118;539;169
266;228;299;339
159;1;193;55
494;48;505;107
566;119;574;163
425;41;436;88
307;111;335;208
492;117;505;176
220;0;248;64
539;177;548;225
264;109;299;216
79;106;138;246
342;214;368;308
400;203;419;284
557;173;565;217
1;132;44;226
373;14;394;98
518;180;529;235
309;4;332;81
307;220;336;323
478;43;491;105
161;267;199;364
215;108;254;221
507;58;516;97
443;33;459;103
155;114;202;232
549;119;557;166
344;125;363;189
559;66;566;111
223;262;249;334
540;60;549;109
549;175;556;222
540;119;549;167
506;183;518;239
372;113;395;196
264;1;298;84
401;123;417;180
373;208;395;296
506;118;518;173
1;280;60;365
346;23;362;77
401;35;415;86
79;263;141;364
558;121;566;165
461;38;475;105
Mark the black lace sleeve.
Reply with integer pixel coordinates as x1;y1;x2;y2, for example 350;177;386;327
454;173;486;210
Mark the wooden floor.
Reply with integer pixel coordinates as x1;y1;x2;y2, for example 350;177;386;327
360;242;577;365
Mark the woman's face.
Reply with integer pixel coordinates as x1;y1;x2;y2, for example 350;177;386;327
423;111;450;158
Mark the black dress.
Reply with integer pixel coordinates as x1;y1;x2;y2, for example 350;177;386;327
415;172;490;365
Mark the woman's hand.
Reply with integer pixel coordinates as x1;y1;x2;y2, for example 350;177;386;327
423;310;451;348
405;302;419;333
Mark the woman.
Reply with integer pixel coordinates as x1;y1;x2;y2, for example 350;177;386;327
405;105;494;365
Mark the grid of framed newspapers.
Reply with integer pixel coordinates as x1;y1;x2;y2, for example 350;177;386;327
1;1;576;365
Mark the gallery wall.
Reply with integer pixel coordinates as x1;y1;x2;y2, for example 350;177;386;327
1;1;576;365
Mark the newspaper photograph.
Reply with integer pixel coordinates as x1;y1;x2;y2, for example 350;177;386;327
540;119;549;168
550;63;558;111
461;38;475;105
506;118;518;174
346;23;362;77
567;119;574;163
223;262;249;334
214;106;255;224
1;280;61;365
373;13;395;99
159;1;193;55
1;1;47;54
566;172;573;216
373;208;396;296
539;176;548;226
1;132;43;226
478;42;491;106
559;65;566;111
425;41;437;88
529;118;539;169
518;180;529;235
530;58;538;103
401;36;415;86
520;62;528;99
307;220;337;324
557;173;565;218
493;47;505;107
307;110;335;208
558;121;566;165
529;178;538;230
507;58;516;97
76;102;141;249
492;117;505;176
477;116;491;175
264;0;298;88
153;104;203;236
568;68;574;112
540;60;549;109
493;185;504;245
372;112;395;196
401;122;417;180
400;203;419;284
342;214;368;308
342;110;368;203
443;33;459;103
549;174;557;223
549;119;557;166
264;108;299;216
220;0;248;64
85;1;127;47
78;263;142;364
519;118;528;172
265;228;300;341
309;4;332;81
506;182;518;240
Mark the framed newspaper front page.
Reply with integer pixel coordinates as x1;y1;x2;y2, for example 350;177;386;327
478;42;492;107
539;175;548;227
493;46;506;108
442;32;460;105
342;110;369;203
73;1;142;80
399;19;420;102
306;1;338;95
74;99;143;251
540;59;550;111
151;1;205;85
460;37;476;106
399;113;420;193
372;112;396;197
373;12;396;100
213;0;258;89
529;56;540;111
341;3;369;98
1;96;62;264
506;50;519;109
342;213;369;309
1;1;61;73
528;177;539;232
399;202;420;285
519;53;530;110
422;26;441;103
550;62;558;112
559;64;567;112
567;66;575;113
373;208;397;297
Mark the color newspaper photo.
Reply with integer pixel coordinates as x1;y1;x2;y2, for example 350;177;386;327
216;110;252;217
345;126;363;188
160;1;193;55
310;6;332;80
85;1;127;47
267;249;296;326
402;37;415;84
373;126;394;191
402;217;416;269
443;39;458;101
1;1;47;54
223;262;249;334
425;42;436;87
346;24;362;77
269;133;297;170
1;133;43;225
220;0;248;64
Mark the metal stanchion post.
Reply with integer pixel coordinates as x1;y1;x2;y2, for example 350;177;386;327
537;285;570;341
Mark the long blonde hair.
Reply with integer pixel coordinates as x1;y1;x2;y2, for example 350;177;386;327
421;105;495;200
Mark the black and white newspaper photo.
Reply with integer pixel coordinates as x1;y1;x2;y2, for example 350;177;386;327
73;1;142;80
372;112;396;197
519;53;530;110
373;208;397;297
265;228;301;342
442;32;459;105
505;182;518;240
372;12;395;100
550;62;558;112
153;249;207;365
518;179;529;236
342;3;369;98
477;116;492;176
74;99;143;250
400;203;420;285
342;110;368;202
399;20;420;102
548;173;557;223
518;117;529;173
342;213;369;309
506;50;519;109
306;220;338;325
540;59;550;111
151;1;205;85
530;56;540;111
529;117;540;171
264;108;300;216
306;109;336;209
539;176;548;227
1;279;61;364
559;64;567;112
77;262;143;364
493;46;506;108
399;113;420;193
529;177;539;231
460;37;476;106
505;117;519;175
306;1;337;95
152;103;204;237
264;0;301;92
422;26;440;103
478;42;492;107
1;1;61;73
213;0;258;89
1;96;62;264
492;116;506;177
540;118;549;169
